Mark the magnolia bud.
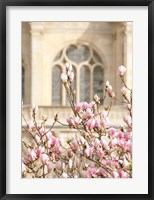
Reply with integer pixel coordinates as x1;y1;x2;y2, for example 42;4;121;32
40;154;49;165
121;86;126;95
62;172;68;178
106;81;110;87
61;73;68;83
87;119;95;130
47;162;52;173
68;72;74;82
123;115;132;127
101;138;109;150
68;159;73;169
118;65;126;76
29;149;36;161
94;94;100;102
107;85;113;95
66;63;72;72
32;104;38;114
35;134;40;143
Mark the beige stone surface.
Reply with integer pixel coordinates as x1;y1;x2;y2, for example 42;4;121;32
22;21;132;136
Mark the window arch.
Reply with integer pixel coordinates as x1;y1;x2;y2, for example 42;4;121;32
52;42;104;106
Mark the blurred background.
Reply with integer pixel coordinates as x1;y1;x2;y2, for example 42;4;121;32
22;22;132;138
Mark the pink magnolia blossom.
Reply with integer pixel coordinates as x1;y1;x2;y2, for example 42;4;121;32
79;136;86;145
39;127;45;135
97;149;104;158
107;85;113;95
100;118;109;128
75;102;82;112
27;121;34;131
74;116;81;126
37;124;42;129
47;162;52;173
118;65;126;76
48;136;57;148
94;138;100;147
56;160;62;170
84;108;93;118
101;111;108;119
35;134;40;143
54;142;62;155
94;120;101;130
46;131;52;140
112;171;119;178
123;115;132;127
119;170;128;178
66;117;75;126
88;101;96;110
87;119;95;130
101;138;109;150
117;131;125;139
28;149;37;161
109;127;116;138
40;154;49;165
70;138;78;151
110;138;118;147
36;146;45;157
59;137;64;146
22;155;31;164
88;168;98;177
67;148;73;158
84;147;92;157
82;102;89;110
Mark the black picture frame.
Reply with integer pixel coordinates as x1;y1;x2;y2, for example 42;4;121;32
0;0;153;199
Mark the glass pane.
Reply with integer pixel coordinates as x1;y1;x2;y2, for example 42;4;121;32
72;66;76;91
52;66;62;105
93;66;104;98
66;45;90;64
80;66;90;102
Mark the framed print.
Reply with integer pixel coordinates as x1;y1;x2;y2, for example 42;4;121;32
0;0;154;200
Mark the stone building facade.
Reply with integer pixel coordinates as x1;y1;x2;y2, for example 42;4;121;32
22;22;132;137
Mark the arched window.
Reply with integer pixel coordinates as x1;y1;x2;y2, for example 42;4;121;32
52;42;104;106
52;66;62;105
